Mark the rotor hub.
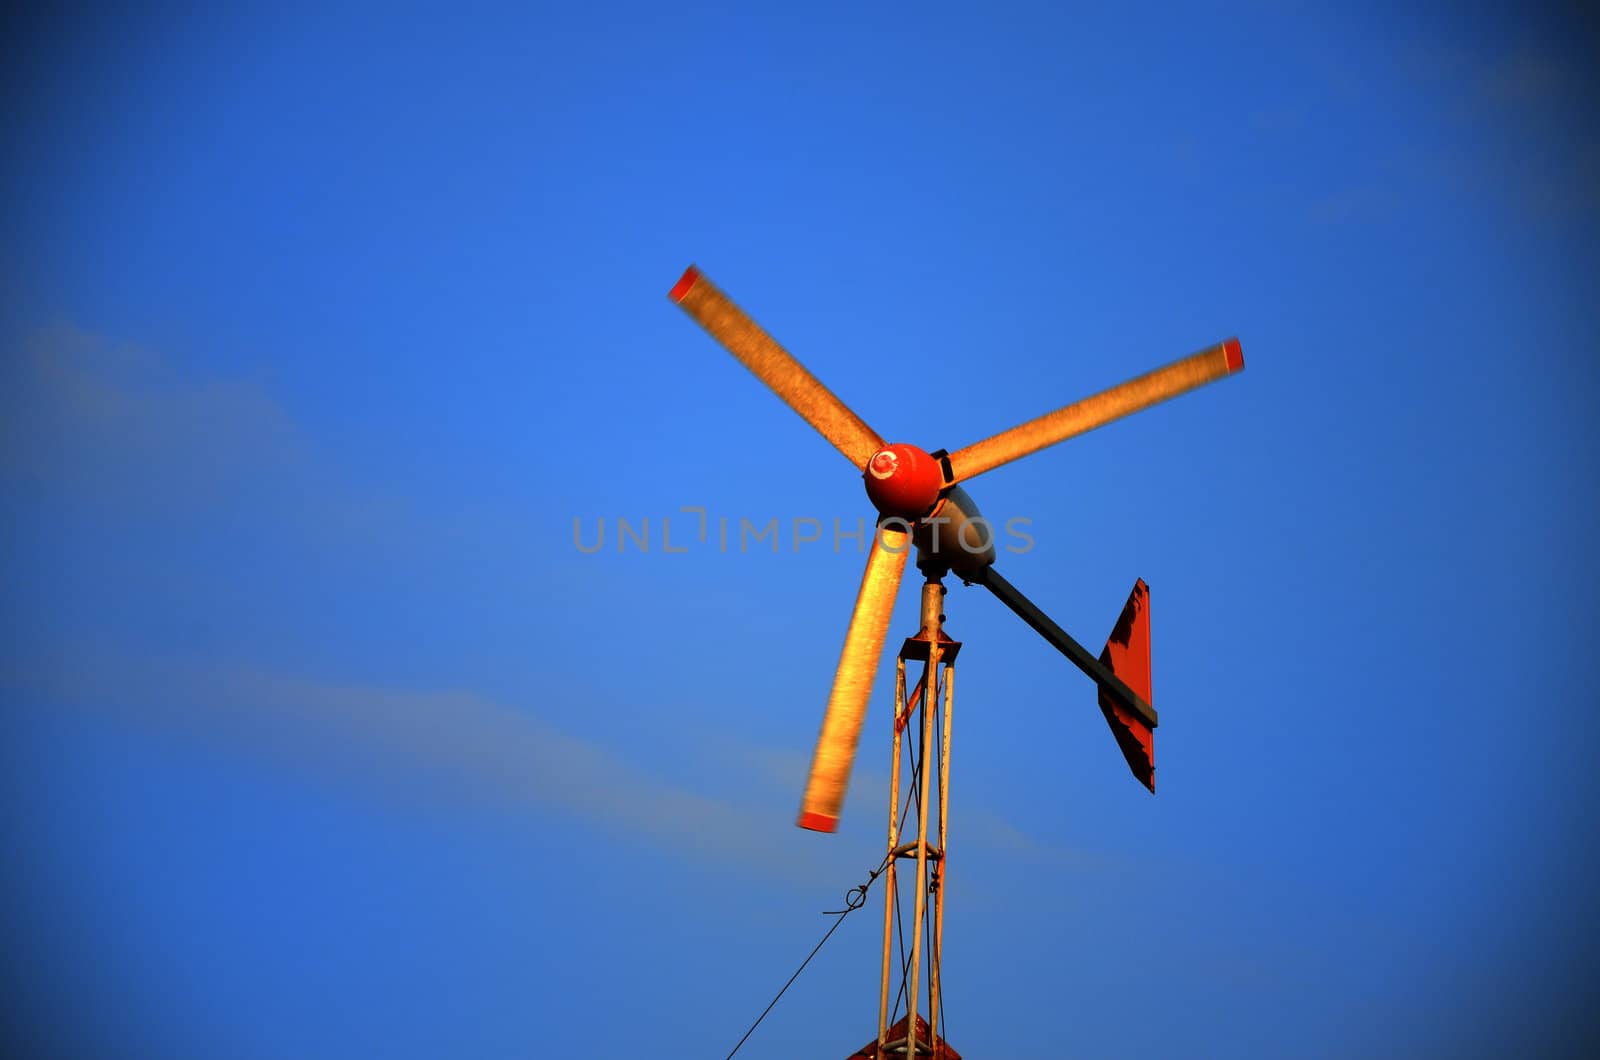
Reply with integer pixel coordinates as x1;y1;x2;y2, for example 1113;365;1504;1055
863;443;944;520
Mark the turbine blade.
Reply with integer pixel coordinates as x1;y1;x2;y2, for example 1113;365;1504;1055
946;338;1244;483
670;266;884;470
798;523;910;832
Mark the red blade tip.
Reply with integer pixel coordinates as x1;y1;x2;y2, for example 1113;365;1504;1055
669;265;701;303
797;811;839;833
1223;337;1244;373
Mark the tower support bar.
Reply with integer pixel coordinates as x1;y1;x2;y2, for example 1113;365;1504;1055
873;577;962;1059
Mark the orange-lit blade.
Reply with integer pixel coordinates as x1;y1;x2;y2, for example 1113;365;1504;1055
946;338;1244;483
669;266;884;470
798;523;910;832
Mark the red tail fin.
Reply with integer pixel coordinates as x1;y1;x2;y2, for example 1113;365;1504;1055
1098;579;1154;791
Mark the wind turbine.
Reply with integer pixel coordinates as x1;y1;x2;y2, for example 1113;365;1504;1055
670;265;1243;1056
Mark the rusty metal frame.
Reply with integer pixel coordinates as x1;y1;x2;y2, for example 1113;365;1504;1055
876;577;958;1058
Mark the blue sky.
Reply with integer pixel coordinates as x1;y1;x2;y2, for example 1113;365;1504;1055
2;5;1596;1057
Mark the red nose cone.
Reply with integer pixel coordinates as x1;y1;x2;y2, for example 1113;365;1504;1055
863;444;944;519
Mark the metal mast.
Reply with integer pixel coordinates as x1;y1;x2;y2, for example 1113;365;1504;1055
874;576;959;1059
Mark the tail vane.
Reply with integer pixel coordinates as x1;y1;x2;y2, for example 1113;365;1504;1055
1098;579;1154;791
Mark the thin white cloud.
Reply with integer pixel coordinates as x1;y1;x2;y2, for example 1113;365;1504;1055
1;323;1115;882
0;321;512;564
5;644;1117;885
6;652;838;877
0;329;784;866
2;323;304;503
